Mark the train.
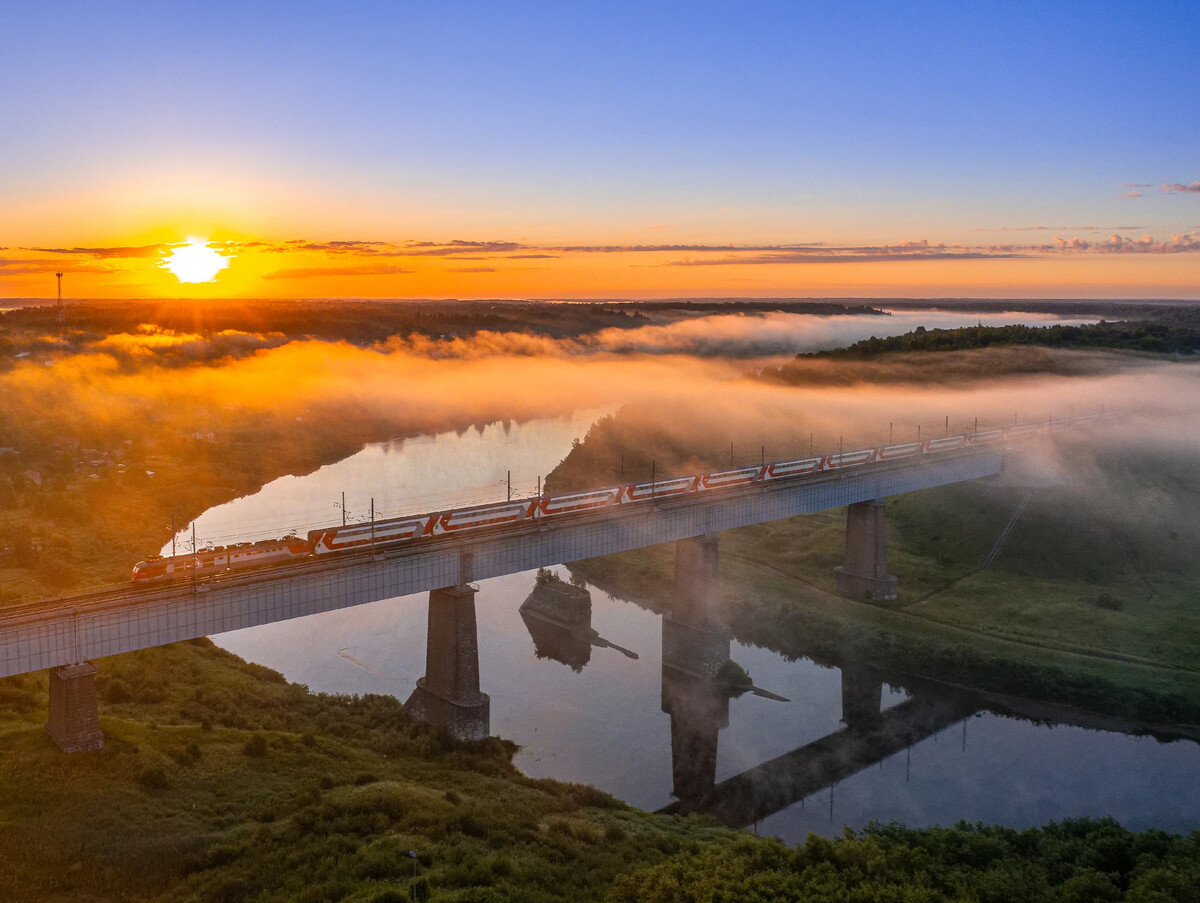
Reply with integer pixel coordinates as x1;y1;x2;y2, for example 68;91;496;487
131;413;1114;582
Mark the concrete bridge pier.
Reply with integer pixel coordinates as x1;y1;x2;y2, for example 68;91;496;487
46;661;104;753
833;499;899;601
840;664;883;728
405;585;490;742
673;534;721;627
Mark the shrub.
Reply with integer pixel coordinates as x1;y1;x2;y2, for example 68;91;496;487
243;734;269;757
103;677;133;703
371;891;407;903
137;765;170;790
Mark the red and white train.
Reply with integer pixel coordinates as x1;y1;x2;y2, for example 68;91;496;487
131;413;1113;582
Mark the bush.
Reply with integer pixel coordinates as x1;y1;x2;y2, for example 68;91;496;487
103;677;133;703
371;891;407;903
243;734;269;757
137;765;170;790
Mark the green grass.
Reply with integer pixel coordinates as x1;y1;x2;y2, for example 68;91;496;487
0;639;753;903
6;640;1200;902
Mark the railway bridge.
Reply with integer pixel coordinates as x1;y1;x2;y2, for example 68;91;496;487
3;441;1014;751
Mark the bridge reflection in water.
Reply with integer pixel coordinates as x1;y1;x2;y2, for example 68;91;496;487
505;534;978;828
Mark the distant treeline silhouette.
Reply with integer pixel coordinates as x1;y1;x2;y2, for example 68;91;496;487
806;320;1200;359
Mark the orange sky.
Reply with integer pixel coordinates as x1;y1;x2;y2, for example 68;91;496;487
4;233;1199;302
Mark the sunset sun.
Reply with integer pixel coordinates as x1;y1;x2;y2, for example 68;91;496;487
162;238;230;283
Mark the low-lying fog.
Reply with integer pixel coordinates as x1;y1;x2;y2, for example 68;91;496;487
5;307;1197;505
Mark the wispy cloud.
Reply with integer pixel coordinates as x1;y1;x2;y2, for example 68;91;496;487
1162;181;1200;194
23;245;163;259
659;232;1200;266
969;225;1144;232
664;240;1031;266
403;240;523;256
261;265;414;280
0;258;119;275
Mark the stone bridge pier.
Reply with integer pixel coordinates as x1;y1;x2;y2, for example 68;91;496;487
46;661;104;753
833;499;899;601
673;534;722;628
405;584;490;742
665;534;730;680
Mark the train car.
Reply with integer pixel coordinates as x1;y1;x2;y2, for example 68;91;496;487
762;456;822;481
1004;423;1041;441
432;500;535;535
697;466;761;491
818;448;877;470
968;428;1006;446
922;435;966;453
623;476;696;502
876;442;921;461
309;516;434;554
131;536;311;581
538;488;623;517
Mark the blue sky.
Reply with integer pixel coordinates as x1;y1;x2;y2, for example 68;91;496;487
2;1;1197;296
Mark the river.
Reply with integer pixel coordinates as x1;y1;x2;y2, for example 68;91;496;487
173;310;1198;842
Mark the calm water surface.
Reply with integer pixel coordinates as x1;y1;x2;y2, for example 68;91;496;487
192;312;1198;843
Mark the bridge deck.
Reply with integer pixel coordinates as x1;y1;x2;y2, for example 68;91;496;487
0;449;1002;678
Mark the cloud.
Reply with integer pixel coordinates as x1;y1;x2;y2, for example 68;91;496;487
23;245;162;259
969;225;1144;232
659;232;1200;266
403;240;523;256
548;243;805;253
1052;232;1200;254
665;240;1033;266
0;258;120;275
448;267;497;274
261;265;413;280
1162;181;1200;194
1123;191;1143;199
